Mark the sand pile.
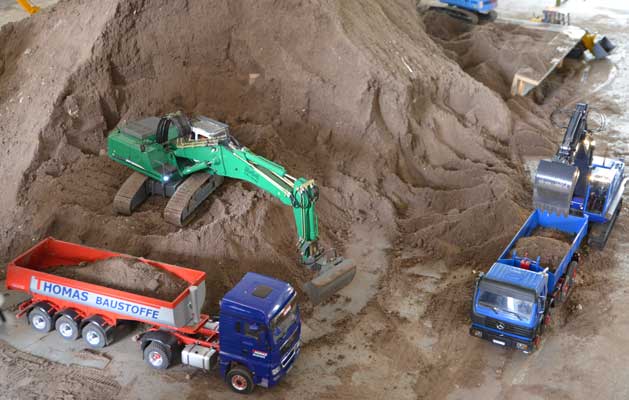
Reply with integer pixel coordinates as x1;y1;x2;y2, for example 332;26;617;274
512;227;573;270
423;12;580;100
0;0;543;306
48;257;188;301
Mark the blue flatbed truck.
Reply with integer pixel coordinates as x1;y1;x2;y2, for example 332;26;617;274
469;210;589;352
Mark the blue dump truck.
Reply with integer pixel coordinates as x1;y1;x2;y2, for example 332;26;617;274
470;210;589;352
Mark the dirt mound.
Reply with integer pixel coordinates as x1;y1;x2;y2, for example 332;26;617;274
48;257;188;301
0;1;577;398
512;236;570;270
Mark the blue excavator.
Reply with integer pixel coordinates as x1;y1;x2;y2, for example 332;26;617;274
428;0;497;24
534;103;627;248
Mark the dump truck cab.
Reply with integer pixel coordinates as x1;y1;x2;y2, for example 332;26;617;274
218;272;301;392
471;263;548;352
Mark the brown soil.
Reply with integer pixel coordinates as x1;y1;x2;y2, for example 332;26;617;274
0;1;604;399
512;236;570;271
47;257;189;301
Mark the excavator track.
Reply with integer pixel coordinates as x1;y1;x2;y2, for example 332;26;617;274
588;199;622;249
164;173;224;227
114;172;150;215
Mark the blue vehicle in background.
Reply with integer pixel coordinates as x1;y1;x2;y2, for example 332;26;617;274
470;210;588;352
428;0;498;25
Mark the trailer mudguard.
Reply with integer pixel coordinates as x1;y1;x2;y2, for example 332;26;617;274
139;330;181;355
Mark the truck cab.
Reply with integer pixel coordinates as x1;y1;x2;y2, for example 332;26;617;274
218;272;301;393
471;263;547;352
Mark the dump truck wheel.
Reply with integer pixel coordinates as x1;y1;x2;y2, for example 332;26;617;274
82;323;108;348
29;308;53;333
55;315;80;341
227;366;254;394
559;261;578;303
144;342;171;370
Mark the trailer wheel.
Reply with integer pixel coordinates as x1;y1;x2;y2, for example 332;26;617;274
28;308;53;333
227;366;254;394
144;342;171;370
55;315;80;341
82;323;108;348
559;261;578;303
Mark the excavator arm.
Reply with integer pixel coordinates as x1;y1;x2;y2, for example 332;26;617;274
173;133;355;304
533;103;595;215
16;0;40;14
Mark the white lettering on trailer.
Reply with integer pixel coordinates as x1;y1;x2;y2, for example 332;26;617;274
30;277;176;326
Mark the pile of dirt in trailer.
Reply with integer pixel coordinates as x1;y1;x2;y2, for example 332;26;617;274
48;257;189;301
512;236;570;270
511;227;573;270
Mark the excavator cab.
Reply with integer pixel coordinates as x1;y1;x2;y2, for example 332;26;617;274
586;168;614;215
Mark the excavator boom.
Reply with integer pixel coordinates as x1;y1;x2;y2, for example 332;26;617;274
108;112;355;304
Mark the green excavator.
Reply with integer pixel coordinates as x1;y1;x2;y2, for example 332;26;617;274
107;112;355;304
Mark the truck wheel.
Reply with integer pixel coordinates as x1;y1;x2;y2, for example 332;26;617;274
144;342;171;370
28;308;53;333
82;323;108;348
227;366;254;394
55;315;80;341
559;261;578;303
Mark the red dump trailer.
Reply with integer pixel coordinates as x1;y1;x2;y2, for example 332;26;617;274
6;237;209;347
5;238;302;394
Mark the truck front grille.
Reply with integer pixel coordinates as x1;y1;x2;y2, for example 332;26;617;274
472;314;534;338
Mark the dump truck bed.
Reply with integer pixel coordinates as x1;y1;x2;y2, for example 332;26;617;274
496;210;588;292
6;238;207;329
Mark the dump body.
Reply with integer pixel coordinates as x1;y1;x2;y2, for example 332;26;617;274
470;210;588;352
6;237;206;329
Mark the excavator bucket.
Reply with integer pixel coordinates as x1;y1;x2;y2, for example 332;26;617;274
533;160;579;216
303;258;356;305
591;35;615;60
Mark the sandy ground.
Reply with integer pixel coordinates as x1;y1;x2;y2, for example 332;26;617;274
0;1;628;399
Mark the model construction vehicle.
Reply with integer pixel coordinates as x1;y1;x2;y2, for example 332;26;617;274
6;238;301;394
470;103;626;352
107;112;355;305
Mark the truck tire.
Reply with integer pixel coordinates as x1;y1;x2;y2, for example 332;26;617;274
559;261;578;303
144;342;171;370
28;308;53;333
227;366;254;394
55;315;80;341
82;323;108;348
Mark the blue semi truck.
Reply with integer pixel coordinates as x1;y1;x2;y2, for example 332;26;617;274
470;210;588;352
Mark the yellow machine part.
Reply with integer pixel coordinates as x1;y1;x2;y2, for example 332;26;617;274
16;0;40;14
581;32;596;52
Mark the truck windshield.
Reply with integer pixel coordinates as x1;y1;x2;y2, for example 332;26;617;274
477;281;535;321
271;298;297;344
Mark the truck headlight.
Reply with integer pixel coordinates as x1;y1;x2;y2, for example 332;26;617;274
272;366;281;376
516;342;528;351
473;329;483;338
